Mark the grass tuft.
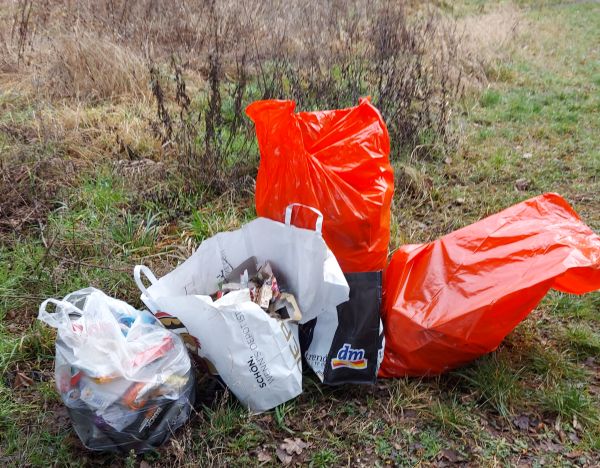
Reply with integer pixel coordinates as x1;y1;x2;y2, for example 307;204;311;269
454;353;524;418
540;384;598;426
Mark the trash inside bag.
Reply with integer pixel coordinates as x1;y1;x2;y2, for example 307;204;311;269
213;256;302;322
38;288;195;453
135;205;349;412
379;193;600;377
246;98;394;272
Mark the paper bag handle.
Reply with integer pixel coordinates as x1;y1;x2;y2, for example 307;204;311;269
284;203;323;234
134;265;158;299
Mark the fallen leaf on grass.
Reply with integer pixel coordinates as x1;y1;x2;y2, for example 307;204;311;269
513;415;530;431
280;437;308;455
13;372;33;389
558;429;567;443
515;178;530;191
276;448;292;465
541;440;563;453
441;448;465;463
256;450;272;463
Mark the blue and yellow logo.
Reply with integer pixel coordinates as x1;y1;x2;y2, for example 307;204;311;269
331;343;368;370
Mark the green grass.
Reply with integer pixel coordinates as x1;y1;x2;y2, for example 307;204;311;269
430;398;477;436
454;353;525;418
1;1;600;466
310;448;339;467
540;384;598;425
564;324;600;358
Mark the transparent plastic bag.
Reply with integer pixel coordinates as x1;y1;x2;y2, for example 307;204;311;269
38;288;195;453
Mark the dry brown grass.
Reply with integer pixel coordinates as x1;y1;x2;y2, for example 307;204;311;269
0;0;521;219
457;3;523;84
36;33;148;101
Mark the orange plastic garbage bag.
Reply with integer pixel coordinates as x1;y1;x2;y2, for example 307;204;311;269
379;193;600;377
246;98;394;272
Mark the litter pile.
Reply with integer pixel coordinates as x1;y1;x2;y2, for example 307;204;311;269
134;206;348;414
37;98;600;453
214;257;302;322
38;288;194;453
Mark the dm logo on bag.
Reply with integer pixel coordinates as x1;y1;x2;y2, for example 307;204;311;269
331;343;368;370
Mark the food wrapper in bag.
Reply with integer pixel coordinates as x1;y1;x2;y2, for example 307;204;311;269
38;287;195;453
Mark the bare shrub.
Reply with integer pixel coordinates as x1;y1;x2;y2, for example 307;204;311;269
1;0;476;197
147;2;465;195
149;56;256;195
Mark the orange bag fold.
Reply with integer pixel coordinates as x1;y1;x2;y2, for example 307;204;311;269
380;193;600;377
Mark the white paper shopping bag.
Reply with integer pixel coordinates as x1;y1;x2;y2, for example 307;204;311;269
134;204;349;412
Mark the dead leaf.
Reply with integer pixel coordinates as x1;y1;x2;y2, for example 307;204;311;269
139;461;151;468
515;178;530;191
257;450;272;463
441;449;463;463
513;415;530;431
568;432;580;444
280;437;308;455
558;430;566;443
13;372;33;389
533;420;545;433
541;440;563;453
565;450;583;459
276;448;292;465
517;460;533;468
554;416;562;432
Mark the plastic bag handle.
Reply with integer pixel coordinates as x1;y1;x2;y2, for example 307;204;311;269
284;203;323;234
134;265;158;299
39;298;83;317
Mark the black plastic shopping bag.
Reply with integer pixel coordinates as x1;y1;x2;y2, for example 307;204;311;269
301;272;384;385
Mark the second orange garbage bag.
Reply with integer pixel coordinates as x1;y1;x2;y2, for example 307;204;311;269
246;98;394;273
379;193;600;377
